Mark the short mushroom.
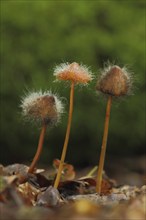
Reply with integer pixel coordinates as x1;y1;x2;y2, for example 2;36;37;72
21;90;64;174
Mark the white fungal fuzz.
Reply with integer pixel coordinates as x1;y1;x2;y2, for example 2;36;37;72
21;90;64;125
53;62;94;84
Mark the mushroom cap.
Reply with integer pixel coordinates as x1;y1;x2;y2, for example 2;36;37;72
21;91;64;125
96;65;131;97
54;62;93;84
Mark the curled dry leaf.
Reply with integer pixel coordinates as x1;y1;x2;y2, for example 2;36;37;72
53;159;76;181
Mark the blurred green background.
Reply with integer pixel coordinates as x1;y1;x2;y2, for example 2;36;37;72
1;0;145;168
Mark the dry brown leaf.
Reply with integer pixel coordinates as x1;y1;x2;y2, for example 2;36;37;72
53;159;76;181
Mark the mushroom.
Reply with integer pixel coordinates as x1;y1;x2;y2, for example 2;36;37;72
53;62;93;188
21;90;64;174
96;65;132;194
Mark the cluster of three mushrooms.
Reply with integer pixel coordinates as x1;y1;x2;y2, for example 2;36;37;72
21;62;132;194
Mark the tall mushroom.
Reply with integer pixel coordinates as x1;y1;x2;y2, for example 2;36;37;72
96;65;132;194
53;62;93;188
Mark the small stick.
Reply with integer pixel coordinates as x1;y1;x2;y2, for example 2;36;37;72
96;95;112;193
54;82;74;188
86;166;98;177
28;124;47;173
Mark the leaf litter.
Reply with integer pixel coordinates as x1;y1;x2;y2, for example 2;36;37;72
0;161;145;220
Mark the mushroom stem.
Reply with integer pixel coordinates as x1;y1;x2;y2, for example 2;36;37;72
96;95;112;193
54;81;74;188
28;124;47;173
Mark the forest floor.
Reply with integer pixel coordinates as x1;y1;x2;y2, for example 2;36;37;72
0;156;145;220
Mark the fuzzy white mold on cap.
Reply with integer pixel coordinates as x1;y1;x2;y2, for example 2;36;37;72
21;90;64;125
53;62;94;84
96;64;133;97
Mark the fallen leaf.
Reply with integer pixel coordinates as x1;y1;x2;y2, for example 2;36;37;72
53;159;76;181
